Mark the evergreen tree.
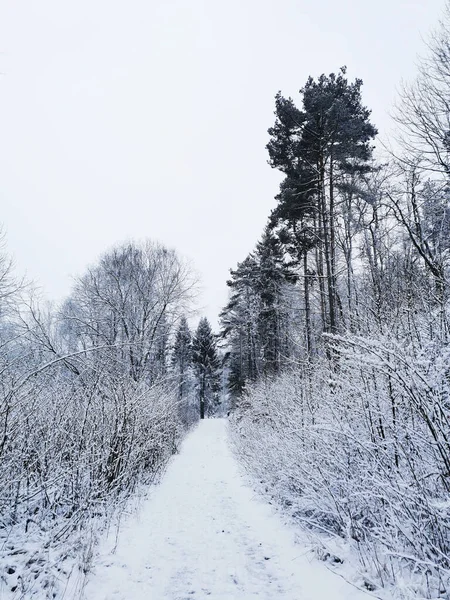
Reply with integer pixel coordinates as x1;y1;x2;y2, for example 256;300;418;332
171;316;194;423
267;67;377;335
254;227;297;373
220;255;260;396
220;228;297;399
192;318;221;419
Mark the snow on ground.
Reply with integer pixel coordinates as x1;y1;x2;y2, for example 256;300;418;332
82;419;370;600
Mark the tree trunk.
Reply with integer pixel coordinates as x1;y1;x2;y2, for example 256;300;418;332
200;371;205;419
303;251;312;356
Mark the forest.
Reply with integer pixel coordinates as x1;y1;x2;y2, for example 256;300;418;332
0;239;224;596
1;3;450;600
221;10;450;600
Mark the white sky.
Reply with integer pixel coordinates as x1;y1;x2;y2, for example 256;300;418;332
0;0;445;326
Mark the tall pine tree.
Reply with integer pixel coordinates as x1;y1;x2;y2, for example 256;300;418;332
267;67;377;335
192;318;221;419
171;315;194;424
220;228;296;399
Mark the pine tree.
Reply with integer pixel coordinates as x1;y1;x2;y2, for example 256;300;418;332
220;255;260;396
220;228;297;399
267;67;377;335
171;316;194;423
192;318;221;419
254;227;297;373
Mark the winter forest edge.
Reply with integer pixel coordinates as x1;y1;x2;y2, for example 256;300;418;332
2;5;450;600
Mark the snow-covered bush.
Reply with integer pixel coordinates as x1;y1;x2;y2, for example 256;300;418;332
0;240;196;598
231;333;450;599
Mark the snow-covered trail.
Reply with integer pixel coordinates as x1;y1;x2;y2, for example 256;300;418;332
83;419;367;600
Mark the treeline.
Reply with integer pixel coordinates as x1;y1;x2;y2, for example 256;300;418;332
224;7;450;599
0;239;218;596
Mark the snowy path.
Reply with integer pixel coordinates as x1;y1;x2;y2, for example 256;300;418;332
83;419;368;600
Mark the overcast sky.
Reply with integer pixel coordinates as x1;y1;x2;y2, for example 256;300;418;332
0;0;446;326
